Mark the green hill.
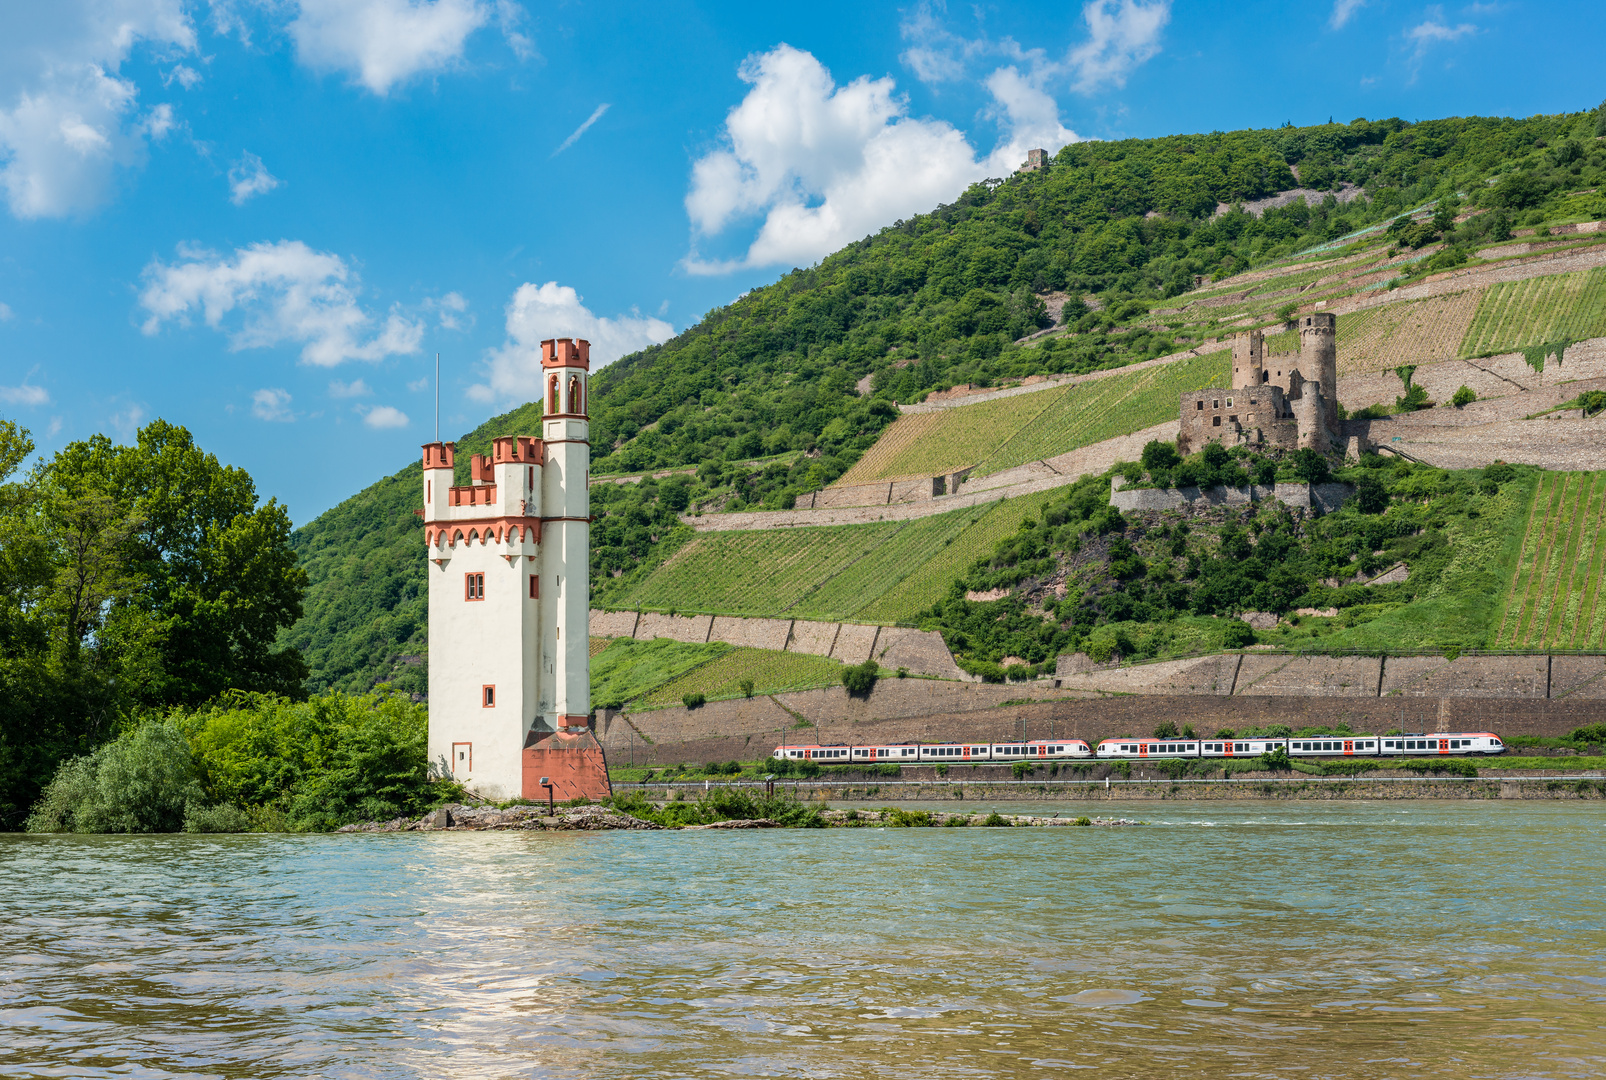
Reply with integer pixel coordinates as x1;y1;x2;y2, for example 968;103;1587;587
284;104;1606;693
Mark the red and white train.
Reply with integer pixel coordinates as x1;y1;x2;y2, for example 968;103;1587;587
771;732;1505;763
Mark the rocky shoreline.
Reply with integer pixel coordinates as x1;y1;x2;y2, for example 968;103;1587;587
335;804;1144;833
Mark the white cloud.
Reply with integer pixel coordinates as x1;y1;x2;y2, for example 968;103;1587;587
0;301;13;321
494;0;534;61
329;378;371;397
1329;0;1367;29
228;150;281;204
139;239;424;367
163;63;200;88
425;290;470;329
552;102;609;157
0;0;196;219
683;45;1078;274
1406;8;1478;56
0;382;50;406
110;403;146;438
407;376;429;391
471;281;674;402
289;0;491;95
362;403;409;428
1067;0;1171;92
252;387;294;421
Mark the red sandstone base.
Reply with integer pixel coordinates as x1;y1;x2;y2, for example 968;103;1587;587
522;729;612;802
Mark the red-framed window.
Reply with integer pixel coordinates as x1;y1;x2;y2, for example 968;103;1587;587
465;572;485;600
482;685;495;708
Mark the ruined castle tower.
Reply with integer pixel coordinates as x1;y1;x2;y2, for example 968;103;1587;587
420;337;608;803
1299;312;1339;437
1232;330;1265;389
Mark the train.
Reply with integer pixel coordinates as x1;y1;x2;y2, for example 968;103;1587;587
771;731;1506;763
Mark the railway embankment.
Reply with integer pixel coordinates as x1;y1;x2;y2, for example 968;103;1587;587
621;774;1606;801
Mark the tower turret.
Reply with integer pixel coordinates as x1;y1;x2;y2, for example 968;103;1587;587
539;337;591;735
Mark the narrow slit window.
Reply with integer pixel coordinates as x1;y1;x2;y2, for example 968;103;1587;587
529;575;538;599
482;685;495;708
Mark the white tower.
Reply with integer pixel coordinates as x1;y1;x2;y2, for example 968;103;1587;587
539;336;592;732
422;337;607;802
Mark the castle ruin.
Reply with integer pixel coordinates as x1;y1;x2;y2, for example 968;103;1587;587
1178;313;1340;456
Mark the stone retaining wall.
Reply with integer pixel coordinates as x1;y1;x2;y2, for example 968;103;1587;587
1053;652;1606;700
588;611;972;681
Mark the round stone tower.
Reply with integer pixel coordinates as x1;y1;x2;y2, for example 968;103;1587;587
1298;312;1338;436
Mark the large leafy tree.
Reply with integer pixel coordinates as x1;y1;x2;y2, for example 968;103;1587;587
0;418;307;826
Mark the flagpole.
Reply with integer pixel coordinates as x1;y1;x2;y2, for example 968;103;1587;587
435;352;440;442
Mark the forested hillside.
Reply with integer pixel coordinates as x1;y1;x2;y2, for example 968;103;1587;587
285;104;1606;693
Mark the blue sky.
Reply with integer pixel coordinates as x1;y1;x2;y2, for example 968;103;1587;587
1;0;1602;522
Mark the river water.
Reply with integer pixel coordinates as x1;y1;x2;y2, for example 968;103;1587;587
2;800;1603;1079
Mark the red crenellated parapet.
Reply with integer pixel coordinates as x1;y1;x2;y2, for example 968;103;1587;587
422;441;456;470
540;338;591;370
492;435;544;465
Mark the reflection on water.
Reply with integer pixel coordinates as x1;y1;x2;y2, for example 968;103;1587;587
2;801;1603;1079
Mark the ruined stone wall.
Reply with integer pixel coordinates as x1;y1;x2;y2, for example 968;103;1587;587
1178;386;1296;454
1108;479;1352;513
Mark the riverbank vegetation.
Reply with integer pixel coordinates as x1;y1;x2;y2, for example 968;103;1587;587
24;690;457;834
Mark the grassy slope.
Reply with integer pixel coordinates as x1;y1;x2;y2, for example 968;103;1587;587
1493;472;1606;648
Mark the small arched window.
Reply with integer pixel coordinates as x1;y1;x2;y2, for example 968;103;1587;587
568;374;583;414
547;374;558;414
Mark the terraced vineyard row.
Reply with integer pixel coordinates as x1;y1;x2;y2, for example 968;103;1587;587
835;388;1064;484
973;350;1228;475
854;490;1061;622
1494;471;1606;649
618;522;904;616
788;508;981;621
1460;267;1606;357
613;490;1061;625
636;647;845;709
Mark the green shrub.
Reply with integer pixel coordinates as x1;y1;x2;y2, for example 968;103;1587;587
1011;760;1034;778
27;721;203;833
739;679;755;698
1153;720;1180;739
943;814;970;827
1222;619;1256;648
982;811;1011;827
886;808;933;827
183;802;253;833
1451;385;1476;408
841;659;879;695
682;692;706;709
1259;746;1293;772
1072;816;1093;826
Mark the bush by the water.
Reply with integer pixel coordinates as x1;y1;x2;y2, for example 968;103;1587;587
26;690;458;833
605;788;826;828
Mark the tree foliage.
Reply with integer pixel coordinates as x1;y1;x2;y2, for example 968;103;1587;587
0;419;306;827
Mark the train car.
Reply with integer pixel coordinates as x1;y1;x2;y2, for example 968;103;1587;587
772;745;883;762
1287;736;1380;757
1095;738;1204;759
988;740;1093;760
1196;737;1285;758
850;745;924;762
1378;732;1505;756
917;743;993;762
